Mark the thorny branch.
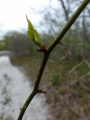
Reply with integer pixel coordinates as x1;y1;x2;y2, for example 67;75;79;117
17;0;90;120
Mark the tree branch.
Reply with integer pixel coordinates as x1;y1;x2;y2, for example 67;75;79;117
48;0;90;53
17;0;90;119
59;0;69;21
17;52;49;120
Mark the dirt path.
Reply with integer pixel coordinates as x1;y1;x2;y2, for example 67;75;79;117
0;56;51;120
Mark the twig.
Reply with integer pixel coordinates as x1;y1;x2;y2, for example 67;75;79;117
17;0;90;119
84;59;90;68
69;59;90;77
68;60;84;73
48;0;90;53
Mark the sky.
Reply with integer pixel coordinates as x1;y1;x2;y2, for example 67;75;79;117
0;0;58;37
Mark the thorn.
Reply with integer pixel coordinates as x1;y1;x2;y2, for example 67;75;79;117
41;44;47;50
36;44;47;52
37;89;47;94
59;41;63;45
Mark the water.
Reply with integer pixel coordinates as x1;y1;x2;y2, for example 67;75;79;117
0;56;51;120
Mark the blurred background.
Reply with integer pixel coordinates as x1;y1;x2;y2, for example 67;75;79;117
0;0;90;120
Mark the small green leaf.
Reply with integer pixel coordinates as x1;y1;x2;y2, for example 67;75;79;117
34;29;41;47
26;15;42;47
26;15;35;41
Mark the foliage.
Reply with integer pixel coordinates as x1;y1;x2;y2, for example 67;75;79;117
0;41;6;51
51;75;60;85
26;15;42;47
0;114;4;120
0;0;90;120
1;31;36;57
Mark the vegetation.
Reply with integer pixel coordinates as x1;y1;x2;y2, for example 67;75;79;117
0;0;90;120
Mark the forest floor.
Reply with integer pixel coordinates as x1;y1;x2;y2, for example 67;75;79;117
10;54;90;120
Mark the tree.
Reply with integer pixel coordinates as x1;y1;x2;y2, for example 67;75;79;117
3;31;34;57
38;0;90;60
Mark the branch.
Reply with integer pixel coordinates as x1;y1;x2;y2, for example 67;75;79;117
48;0;90;53
59;0;69;21
68;60;84;73
17;53;49;120
17;0;90;119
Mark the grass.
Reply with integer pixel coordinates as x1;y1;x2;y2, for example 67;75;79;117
0;115;3;120
10;54;90;120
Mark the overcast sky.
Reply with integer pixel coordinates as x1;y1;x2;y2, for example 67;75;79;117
0;0;47;31
0;0;58;36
